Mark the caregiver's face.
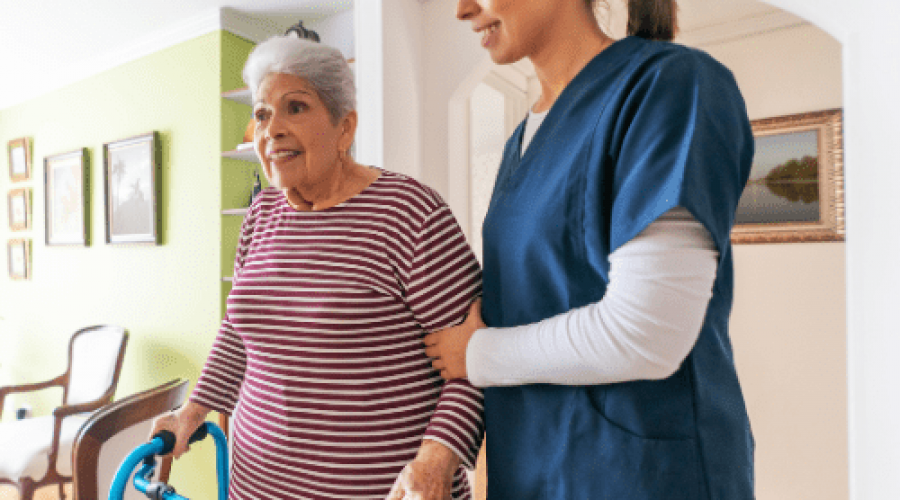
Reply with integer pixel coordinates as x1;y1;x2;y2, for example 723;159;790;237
252;73;344;192
456;0;562;64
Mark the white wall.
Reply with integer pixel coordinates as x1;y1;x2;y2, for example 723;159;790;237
760;2;900;498
355;0;425;179
309;8;355;60
421;0;487;197
699;24;848;500
381;0;425;179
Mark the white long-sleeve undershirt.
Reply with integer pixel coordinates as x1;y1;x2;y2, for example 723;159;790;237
464;108;720;388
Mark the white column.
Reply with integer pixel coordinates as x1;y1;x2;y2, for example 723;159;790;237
354;0;384;169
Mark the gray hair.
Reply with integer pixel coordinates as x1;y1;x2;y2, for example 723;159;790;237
243;36;356;125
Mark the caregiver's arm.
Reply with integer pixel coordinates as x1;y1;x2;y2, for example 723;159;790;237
466;208;718;387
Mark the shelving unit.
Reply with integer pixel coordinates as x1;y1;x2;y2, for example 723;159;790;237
221;147;258;163
221;87;252;106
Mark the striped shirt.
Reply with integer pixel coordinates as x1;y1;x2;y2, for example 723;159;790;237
191;170;484;499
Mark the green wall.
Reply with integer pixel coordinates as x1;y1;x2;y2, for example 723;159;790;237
0;30;255;498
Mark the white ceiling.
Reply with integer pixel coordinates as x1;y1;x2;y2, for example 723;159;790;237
0;0;352;110
0;0;787;111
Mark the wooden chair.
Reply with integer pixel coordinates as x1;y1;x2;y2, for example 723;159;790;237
0;325;128;500
71;378;189;500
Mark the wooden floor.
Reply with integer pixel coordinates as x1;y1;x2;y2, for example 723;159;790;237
0;484;73;500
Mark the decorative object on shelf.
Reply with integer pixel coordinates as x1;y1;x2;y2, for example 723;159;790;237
248;171;263;207
285;20;320;42
7;238;30;280
243;119;255;144
103;132;161;245
7;187;31;231
45;148;90;246
732;109;844;244
7;137;32;182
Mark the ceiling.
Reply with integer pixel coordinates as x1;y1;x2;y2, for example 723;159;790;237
0;0;787;111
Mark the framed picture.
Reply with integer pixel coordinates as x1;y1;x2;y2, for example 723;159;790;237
732;109;844;244
8;137;32;182
7;188;31;231
103;132;160;244
45;148;90;246
8;239;30;280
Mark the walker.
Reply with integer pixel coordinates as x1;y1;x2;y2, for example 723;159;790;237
108;422;229;500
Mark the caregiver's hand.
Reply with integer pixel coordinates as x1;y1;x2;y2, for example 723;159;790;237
423;300;485;380
386;440;459;500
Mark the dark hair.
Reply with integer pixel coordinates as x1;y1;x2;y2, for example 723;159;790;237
590;0;678;41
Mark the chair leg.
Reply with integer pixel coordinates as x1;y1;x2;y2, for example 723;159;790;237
59;481;66;500
18;478;35;500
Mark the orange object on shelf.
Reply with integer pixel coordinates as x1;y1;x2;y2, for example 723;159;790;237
243;118;255;143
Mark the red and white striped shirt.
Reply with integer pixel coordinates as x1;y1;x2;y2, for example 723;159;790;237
191;170;484;499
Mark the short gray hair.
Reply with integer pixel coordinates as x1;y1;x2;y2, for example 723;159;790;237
243;36;356;125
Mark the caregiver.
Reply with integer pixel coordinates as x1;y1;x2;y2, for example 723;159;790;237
425;1;755;498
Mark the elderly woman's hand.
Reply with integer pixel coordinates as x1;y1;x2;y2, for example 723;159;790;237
386;440;460;500
148;401;210;459
423;300;485;380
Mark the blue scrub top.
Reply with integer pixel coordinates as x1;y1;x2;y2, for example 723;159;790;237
480;37;755;499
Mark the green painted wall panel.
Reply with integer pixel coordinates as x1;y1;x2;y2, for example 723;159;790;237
0;31;232;498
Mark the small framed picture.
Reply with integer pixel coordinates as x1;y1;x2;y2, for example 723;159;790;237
8;239;30;280
732;109;844;244
45;148;90;246
103;132;160;244
8;137;32;182
8;188;31;231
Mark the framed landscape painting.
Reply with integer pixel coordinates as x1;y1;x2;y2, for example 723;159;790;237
45;148;90;246
731;109;844;244
103;132;160;244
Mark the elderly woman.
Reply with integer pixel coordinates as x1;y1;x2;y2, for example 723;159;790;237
151;36;483;500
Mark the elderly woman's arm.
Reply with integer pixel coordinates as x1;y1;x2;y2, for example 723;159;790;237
390;197;484;498
189;317;248;415
150;315;248;459
190;203;256;415
151;206;256;457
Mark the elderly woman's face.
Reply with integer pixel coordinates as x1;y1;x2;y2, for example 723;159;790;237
252;73;351;192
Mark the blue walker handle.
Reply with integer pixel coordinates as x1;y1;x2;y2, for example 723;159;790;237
108;422;229;500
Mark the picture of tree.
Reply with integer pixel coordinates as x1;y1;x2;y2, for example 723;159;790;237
104;133;158;244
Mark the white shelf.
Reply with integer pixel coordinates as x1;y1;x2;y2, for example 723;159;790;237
222;147;259;163
222;208;249;216
222;87;251;106
222;277;234;283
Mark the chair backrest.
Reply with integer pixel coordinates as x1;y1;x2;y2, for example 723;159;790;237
71;378;189;500
66;326;128;406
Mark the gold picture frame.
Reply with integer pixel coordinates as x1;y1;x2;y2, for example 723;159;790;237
7;188;31;232
8;137;32;183
731;109;844;244
7;238;30;280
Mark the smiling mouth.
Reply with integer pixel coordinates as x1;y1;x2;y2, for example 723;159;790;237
269;150;303;161
481;22;500;47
